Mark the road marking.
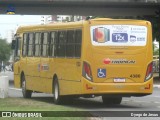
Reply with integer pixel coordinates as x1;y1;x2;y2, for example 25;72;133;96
154;85;160;88
123;99;160;104
154;102;160;104
133;100;150;103
152;96;160;98
9;88;22;91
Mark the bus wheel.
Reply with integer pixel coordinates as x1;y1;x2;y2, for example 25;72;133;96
21;74;32;98
102;96;122;105
53;78;63;104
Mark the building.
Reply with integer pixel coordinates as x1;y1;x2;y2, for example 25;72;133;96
6;30;14;43
41;15;86;24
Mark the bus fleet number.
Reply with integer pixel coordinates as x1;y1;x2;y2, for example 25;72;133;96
130;74;141;78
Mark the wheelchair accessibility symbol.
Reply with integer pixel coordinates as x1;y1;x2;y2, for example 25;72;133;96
97;69;106;78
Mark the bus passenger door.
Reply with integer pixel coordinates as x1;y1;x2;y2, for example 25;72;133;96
13;35;21;88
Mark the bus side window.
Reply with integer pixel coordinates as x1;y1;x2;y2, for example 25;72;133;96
40;33;43;56
34;33;41;57
66;30;75;58
50;31;57;57
75;29;82;58
28;33;34;57
41;32;49;57
22;33;28;57
57;31;67;57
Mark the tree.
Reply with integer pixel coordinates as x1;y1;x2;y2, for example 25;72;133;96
153;43;159;55
139;15;160;42
148;17;160;42
0;38;11;62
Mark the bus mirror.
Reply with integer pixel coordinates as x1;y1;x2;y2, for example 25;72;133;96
11;40;16;49
14;56;20;62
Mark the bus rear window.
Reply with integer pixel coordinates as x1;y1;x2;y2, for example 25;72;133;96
91;25;147;46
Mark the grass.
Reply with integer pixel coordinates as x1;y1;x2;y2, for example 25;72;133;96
1;118;88;120
0;97;75;111
0;97;93;120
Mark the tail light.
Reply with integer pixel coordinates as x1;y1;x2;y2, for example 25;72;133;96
145;62;153;81
82;62;93;81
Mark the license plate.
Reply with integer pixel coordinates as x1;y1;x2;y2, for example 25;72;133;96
114;78;126;82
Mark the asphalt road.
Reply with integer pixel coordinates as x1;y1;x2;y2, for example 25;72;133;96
8;86;160;111
8;85;160;119
1;71;160;119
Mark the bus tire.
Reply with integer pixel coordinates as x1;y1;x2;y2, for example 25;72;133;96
102;96;122;105
21;74;32;98
53;78;63;104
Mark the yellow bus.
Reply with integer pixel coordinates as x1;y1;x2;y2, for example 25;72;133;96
12;18;153;105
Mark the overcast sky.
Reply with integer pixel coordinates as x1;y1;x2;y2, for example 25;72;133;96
0;15;44;39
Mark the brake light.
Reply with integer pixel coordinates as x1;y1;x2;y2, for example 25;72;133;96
145;62;153;81
82;62;93;81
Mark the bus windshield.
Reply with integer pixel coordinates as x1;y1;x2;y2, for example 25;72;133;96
91;25;147;46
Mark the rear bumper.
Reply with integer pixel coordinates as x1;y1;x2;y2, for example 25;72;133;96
82;77;153;97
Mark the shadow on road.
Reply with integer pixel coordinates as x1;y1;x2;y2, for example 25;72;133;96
8;75;159;110
30;96;142;110
31;96;53;104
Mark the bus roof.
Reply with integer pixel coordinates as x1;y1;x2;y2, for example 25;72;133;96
16;18;149;33
16;20;84;33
